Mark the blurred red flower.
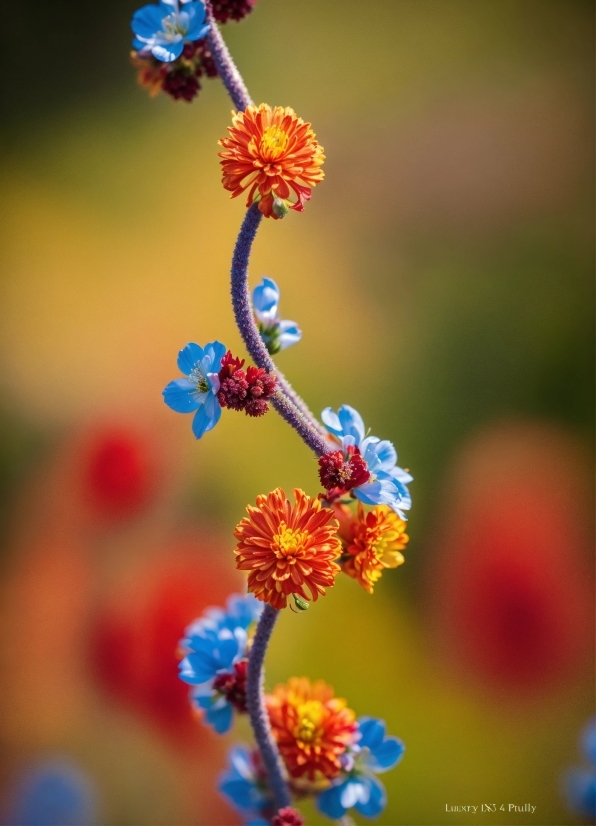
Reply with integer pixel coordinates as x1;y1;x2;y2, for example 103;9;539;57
429;422;593;697
82;427;157;519
90;544;239;747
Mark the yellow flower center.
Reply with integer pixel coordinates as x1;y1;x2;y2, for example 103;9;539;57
294;700;324;744
260;125;290;161
273;523;308;560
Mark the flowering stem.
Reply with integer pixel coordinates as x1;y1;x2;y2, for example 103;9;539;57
205;2;253;112
247;604;291;811
274;367;330;439
231;203;330;457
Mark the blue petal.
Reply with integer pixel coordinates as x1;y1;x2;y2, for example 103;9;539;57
203;340;227;373
338;405;366;444
205;701;233;734
229;746;255;782
367;737;405;773
321;407;342;437
177;342;204;375
217;636;240;670
131;4;165;38
390;465;414;485
357;717;386;751
253;277;280;320
374;439;397;471
192;394;221;439
163;379;203;413
186;19;210;41
340;778;370;809
151;40;184;62
278;320;302;350
354;479;396;507
317;782;348;820
178;653;218;684
355;775;387;818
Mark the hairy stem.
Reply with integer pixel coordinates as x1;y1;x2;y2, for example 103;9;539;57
275;368;330;438
247;605;291;811
231;203;330;457
205;3;253;112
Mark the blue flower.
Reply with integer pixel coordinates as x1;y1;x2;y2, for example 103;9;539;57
317;717;405;821
321;405;413;519
253;278;302;355
178;594;262;733
218;746;271;822
163;341;226;439
131;0;210;63
564;718;596;820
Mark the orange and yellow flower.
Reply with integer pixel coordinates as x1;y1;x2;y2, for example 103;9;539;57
338;503;408;593
218;104;325;219
234;488;341;610
266;677;357;784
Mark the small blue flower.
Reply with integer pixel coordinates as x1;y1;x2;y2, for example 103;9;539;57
218;746;271;822
317;717;405;821
132;0;210;63
253;277;302;355
564;718;596;820
178;594;262;734
163;341;226;439
321;405;413;519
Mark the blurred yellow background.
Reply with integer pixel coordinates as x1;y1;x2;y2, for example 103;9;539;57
0;1;593;824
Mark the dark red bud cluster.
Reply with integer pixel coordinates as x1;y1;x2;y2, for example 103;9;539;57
318;446;370;500
133;40;218;103
212;659;248;712
217;350;276;417
211;0;257;23
272;807;305;826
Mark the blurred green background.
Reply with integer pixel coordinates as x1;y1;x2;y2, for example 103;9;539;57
0;1;593;824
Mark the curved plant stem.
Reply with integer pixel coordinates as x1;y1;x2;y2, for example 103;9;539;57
205;3;253;112
247;605;292;811
231;203;330;457
275;367;330;439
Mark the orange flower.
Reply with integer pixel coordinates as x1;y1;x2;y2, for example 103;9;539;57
339;503;408;594
266;677;357;784
130;51;165;98
234;488;340;610
218;104;325;219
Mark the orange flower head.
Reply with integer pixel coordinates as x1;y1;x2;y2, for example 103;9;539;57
218;104;325;219
339;503;408;594
266;677;357;784
234;488;341;610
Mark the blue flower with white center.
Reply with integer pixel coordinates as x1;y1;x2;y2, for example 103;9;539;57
178;594;262;734
321;405;413;519
163;341;226;439
131;0;209;63
253;277;302;355
317;717;405;821
218;746;271;823
564;718;596;820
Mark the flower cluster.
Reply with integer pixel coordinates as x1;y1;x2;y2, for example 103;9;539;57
564;718;596;820
319;405;413;520
178;594;262;733
131;0;220;101
266;678;357;786
317;715;405;820
253;278;301;355
219;104;325;219
163;341;277;439
218;677;404;822
140;3;413;820
234;488;341;610
336;503;409;594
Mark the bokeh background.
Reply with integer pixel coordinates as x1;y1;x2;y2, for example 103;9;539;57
0;1;594;824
